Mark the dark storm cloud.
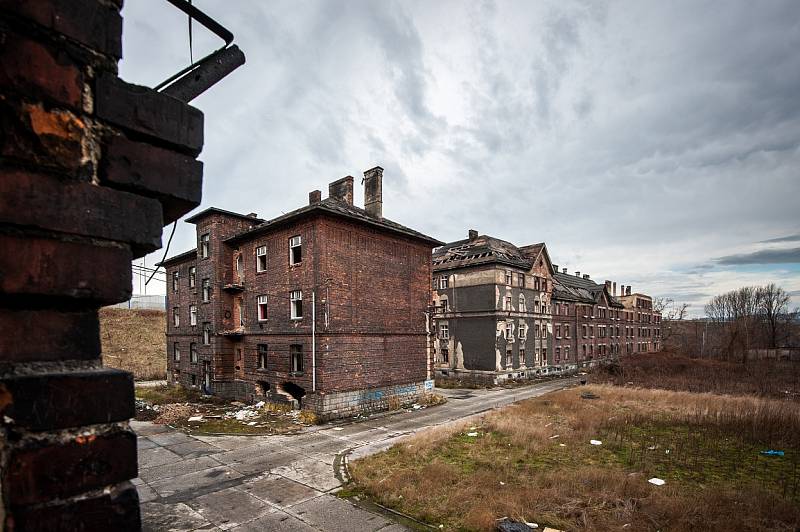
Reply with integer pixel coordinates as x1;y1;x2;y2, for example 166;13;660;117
716;248;800;265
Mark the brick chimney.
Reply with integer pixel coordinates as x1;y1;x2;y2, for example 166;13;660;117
575;271;581;277
562;267;567;274
329;176;354;206
363;166;383;219
605;280;611;290
613;282;617;296
309;190;321;204
626;285;632;295
468;229;478;240
552;263;559;272
583;274;590;279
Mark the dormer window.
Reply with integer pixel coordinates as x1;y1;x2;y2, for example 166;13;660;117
256;245;267;272
289;236;302;265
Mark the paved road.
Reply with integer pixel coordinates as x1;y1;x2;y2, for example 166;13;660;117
134;378;578;531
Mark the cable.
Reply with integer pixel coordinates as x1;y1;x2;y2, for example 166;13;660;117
145;220;177;286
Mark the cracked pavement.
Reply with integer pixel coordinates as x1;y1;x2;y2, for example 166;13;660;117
134;378;577;531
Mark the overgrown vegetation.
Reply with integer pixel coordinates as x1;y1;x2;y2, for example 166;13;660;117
100;308;166;380
591;351;800;401
348;385;800;531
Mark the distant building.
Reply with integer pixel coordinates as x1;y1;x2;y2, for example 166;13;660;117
160;167;441;419
432;231;661;383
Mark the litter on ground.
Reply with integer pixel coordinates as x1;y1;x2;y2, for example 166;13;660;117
648;477;666;486
187;416;203;422
467;432;479;437
590;439;602;445
549;434;559;439
761;449;785;456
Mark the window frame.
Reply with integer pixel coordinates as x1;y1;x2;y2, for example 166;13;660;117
289;235;302;266
201;278;211;302
200;233;210;258
257;295;268;321
257;344;268;370
189;266;196;288
190;342;198;363
202;323;211;345
173;342;180;362
189;304;197;326
256;245;267;272
172;307;180;327
290;344;304;373
290;290;303;319
172;270;179;291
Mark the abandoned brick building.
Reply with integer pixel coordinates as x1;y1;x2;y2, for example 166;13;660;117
162;167;442;419
432;232;661;383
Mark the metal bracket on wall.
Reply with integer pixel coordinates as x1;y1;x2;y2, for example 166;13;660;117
155;0;246;102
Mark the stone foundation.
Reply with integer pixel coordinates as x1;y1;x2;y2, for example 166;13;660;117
303;381;431;421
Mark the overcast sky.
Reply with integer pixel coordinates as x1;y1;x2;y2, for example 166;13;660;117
120;1;800;315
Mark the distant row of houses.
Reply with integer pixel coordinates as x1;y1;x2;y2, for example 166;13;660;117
161;167;661;419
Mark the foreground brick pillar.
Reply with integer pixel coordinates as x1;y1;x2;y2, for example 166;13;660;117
0;1;204;529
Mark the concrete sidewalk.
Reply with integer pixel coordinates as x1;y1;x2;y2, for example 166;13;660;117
134;378;577;531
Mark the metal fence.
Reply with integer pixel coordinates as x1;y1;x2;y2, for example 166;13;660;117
109;294;166;311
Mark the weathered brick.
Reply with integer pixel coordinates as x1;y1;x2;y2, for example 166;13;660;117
3;429;138;506
95;73;204;155
0;308;100;363
100;134;203;224
0;169;163;256
9;483;140;532
0;369;134;431
0;28;84;108
0;234;132;305
0;0;122;58
0;99;89;177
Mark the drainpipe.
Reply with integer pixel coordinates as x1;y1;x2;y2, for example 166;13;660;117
312;289;316;392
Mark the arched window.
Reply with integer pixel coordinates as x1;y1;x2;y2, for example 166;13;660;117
519;294;526;311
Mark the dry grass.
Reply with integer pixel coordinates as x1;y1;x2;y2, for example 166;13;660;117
100;308;166;380
349;385;800;531
591;351;800;401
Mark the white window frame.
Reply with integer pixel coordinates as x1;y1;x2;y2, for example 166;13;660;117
438;275;448;289
505;271;513;285
189;304;197;326
290;290;303;319
257;295;268;321
202;323;211;345
290;344;304;373
190;342;198;363
256;245;267;272
257;344;268;369
202;278;211;302
173;342;180;362
172;270;179;291
172;307;180;327
200;233;210;258
189;266;196;288
519;323;527;339
439;324;449;339
289;235;302;265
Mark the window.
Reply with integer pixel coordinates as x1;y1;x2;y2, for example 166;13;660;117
202;278;211;302
290;344;304;373
441;346;449;363
190;342;198;363
534;277;540;291
439;296;449;312
257;295;268;321
534;299;540;313
200;233;210;258
505;346;513;367
519;323;527;339
535;347;540;365
256;245;267;272
202;323;211;345
505;296;512;310
439;324;449;339
189;304;197;326
172;307;180;327
173;342;180;361
564;346;570;360
582;325;587;338
172;270;179;291
519;348;526;364
289;235;302;265
505;271;512;285
556;325;561;338
542;326;547;339
290;290;303;319
590;325;594;337
505;321;513;341
519;294;526;311
189;266;196;288
257;344;268;369
439;275;448;289
542;347;547;364
535;325;540;338
565;325;570;338
190;374;196;385
519;274;526;288
555;347;560;363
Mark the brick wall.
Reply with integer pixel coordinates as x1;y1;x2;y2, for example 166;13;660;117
0;1;206;528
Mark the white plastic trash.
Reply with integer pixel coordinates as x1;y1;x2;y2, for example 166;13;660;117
187;416;203;422
467;432;478;437
648;477;665;486
590;440;602;445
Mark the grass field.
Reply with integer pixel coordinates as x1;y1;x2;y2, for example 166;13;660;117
100;308;166;380
347;385;800;531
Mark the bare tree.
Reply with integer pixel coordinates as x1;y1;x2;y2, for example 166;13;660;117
756;283;791;349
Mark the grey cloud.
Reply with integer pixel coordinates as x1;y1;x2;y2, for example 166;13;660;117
760;233;800;244
716;248;800;265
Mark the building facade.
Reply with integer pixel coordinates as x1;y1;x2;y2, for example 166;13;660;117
432;233;661;383
431;232;556;383
162;167;441;419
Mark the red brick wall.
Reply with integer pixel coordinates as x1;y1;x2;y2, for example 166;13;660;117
0;0;206;528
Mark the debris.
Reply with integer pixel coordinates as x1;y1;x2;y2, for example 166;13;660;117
247;421;256;426
254;401;265;408
580;391;599;399
525;523;538;529
497;518;534;532
549;434;560;439
469;426;477;430
665;449;670;454
648;477;665;486
187;416;203;422
590;440;602;446
467;432;479;437
332;427;344;431
761;450;785;456
412;404;421;410
559;443;566;447
647;445;658;450
544;422;552;427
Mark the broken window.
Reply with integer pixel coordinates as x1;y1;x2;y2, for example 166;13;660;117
290;344;304;373
556;325;561;338
542;326;548;339
189;266;196;288
189;304;197;326
505;346;513;367
200;233;210;258
256;245;267;272
505;296;512;310
564;346;570;360
439;324;449;339
289;235;302;265
439;296;449;312
582;325;587;338
439;275;448;289
519;294;525;311
565;325;570;338
519;348;526;364
190;342;198;363
191;374;197;386
534;299;540;313
290;290;303;319
440;346;449;363
202;323;211;345
257;344;268;369
590;326;594;337
202;278;211;302
542;347;547;364
505;271;512;285
534;277;540;291
519;274;525;288
172;307;180;327
505;321;513;341
173;342;180;362
237;298;244;327
518;323;527;339
257;295;268;321
555;347;560;363
172;270;179;291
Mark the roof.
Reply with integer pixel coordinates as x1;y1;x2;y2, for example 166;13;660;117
552;271;623;307
225;198;442;247
157;248;196;267
185;207;265;224
432;234;533;271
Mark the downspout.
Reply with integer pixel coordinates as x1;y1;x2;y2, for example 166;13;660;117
312;289;316;392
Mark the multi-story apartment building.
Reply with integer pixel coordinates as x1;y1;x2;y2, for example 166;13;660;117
161;167;441;419
432;232;662;383
431;231;556;383
550;269;661;366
